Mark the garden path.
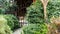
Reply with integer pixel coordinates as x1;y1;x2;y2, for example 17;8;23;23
13;19;28;34
13;28;22;34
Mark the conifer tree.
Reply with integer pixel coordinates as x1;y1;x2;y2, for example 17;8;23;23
26;0;44;24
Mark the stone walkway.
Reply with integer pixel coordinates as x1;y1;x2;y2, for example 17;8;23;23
13;19;28;34
13;28;23;34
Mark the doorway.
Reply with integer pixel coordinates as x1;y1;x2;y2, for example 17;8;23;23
15;0;33;17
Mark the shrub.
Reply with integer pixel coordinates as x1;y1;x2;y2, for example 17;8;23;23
26;0;44;24
0;0;17;14
47;0;60;18
22;24;48;34
0;8;6;14
0;0;10;13
4;14;20;31
0;15;12;34
25;0;48;34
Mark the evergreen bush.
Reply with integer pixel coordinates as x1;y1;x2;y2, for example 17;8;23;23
0;0;17;13
0;15;12;34
4;14;20;31
47;0;60;18
0;0;19;31
26;0;44;24
22;24;48;34
23;0;48;34
0;0;10;13
0;14;20;31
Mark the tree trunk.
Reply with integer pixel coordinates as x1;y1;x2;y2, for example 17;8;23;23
41;0;48;23
44;4;47;22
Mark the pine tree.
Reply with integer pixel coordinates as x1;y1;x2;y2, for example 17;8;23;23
26;0;44;24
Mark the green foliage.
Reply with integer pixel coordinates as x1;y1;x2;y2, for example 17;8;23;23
26;0;44;24
6;1;18;12
0;8;6;14
47;0;60;18
0;0;19;32
0;0;8;14
0;0;19;31
0;0;10;8
25;0;48;34
4;14;20;31
0;15;12;34
22;24;48;34
0;0;17;13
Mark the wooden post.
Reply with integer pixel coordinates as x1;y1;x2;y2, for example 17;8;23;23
41;0;49;23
